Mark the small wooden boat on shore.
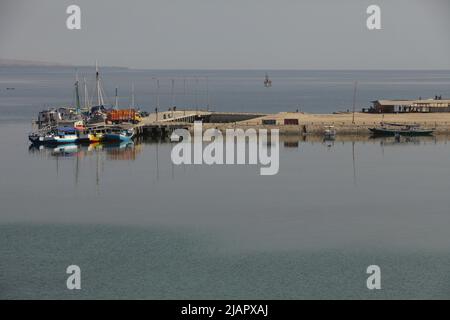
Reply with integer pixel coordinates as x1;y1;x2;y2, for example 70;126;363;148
369;123;434;136
323;126;337;139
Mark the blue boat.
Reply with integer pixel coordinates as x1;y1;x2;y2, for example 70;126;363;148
29;127;79;145
102;128;134;143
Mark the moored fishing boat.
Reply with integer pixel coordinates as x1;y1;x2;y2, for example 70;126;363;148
88;132;104;142
102;128;134;143
369;123;434;136
29;127;79;145
76;130;104;144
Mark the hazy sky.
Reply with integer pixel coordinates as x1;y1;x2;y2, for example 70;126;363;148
1;0;449;69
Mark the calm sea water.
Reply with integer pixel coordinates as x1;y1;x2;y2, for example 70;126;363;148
1;67;450;299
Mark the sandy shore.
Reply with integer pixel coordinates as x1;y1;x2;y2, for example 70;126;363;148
209;112;450;135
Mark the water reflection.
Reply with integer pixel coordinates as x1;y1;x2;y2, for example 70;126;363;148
27;135;444;158
28;141;138;158
28;142;140;191
25;134;449;192
375;135;438;146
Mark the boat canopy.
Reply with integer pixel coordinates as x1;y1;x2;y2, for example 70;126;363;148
56;127;77;133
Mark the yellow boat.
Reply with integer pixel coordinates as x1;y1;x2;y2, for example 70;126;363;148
88;132;103;142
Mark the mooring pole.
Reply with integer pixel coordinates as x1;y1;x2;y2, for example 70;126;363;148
352;81;358;124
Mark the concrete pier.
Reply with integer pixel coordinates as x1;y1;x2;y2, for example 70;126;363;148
119;110;450;138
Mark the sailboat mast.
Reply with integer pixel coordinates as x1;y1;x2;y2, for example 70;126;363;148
95;61;104;106
96;62;100;106
115;87;119;110
83;76;89;110
75;70;81;114
131;82;135;108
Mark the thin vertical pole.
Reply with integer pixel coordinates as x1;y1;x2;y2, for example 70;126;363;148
156;79;160;110
131;82;135;108
83;76;89;110
74;69;81;115
96;61;100;106
183;77;187;109
171;79;175;107
352;141;357;186
195;77;199;111
206;76;210;111
352;81;358;124
115;88;119;110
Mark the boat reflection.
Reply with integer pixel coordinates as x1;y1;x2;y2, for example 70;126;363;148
52;144;79;157
28;135;442;160
28;141;143;193
29;141;140;160
370;135;437;146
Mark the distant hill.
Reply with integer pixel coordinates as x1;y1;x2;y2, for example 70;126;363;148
0;59;129;70
0;59;69;67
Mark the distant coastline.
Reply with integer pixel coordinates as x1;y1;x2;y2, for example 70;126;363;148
0;59;132;70
0;59;71;67
2;60;450;71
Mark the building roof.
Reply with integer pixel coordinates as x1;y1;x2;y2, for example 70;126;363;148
373;99;450;106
